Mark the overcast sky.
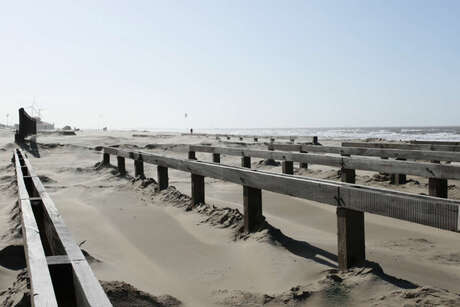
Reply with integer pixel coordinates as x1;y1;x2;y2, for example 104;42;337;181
1;1;459;129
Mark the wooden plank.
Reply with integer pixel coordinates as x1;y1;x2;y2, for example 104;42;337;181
241;156;251;168
282;161;294;175
191;174;205;205
117;156;126;175
212;153;220;163
189;145;460;180
103;147;460;232
14;151;59;307
19;149;112;307
274;144;460;162
337;207;365;270
157;166;169;190
342;141;460;152
243;186;264;233
410;140;460;145
429;178;448;198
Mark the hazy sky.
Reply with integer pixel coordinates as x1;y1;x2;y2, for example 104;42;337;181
1;1;459;129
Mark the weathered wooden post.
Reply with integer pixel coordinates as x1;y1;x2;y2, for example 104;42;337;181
191;174;205;205
243;186;264;233
188;150;196;160
103;153;110;165
157;166;168;190
254;137;258;142
239;137;243;141
241;156;251;168
313;136;319;145
338;155;365;270
134;158;144;178
390;158;407;184
429;178;448;198
282;161;294;175
226;136;230;140
270;137;275;143
212;153;221;163
117;156;126;175
429;160;447;198
300;150;308;169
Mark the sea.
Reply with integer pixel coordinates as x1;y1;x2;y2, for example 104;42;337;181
183;126;460;141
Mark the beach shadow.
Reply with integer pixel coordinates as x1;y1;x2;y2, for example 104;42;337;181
263;223;417;290
0;245;26;270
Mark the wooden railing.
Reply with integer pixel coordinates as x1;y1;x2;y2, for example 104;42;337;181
342;141;460;152
13;148;111;307
103;146;460;270
181;133;318;143
188;145;460;198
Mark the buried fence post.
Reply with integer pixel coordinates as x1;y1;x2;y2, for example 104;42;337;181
282;161;294;175
212;153;221;163
157;166;169;190
191;173;205;205
300;150;308;169
338;162;365;270
313;136;319;145
134;158;144;178
429;178;448;198
188;151;196;160
103;153;110;165
337;207;366;270
241;156;251;168
243;186;264;233
254;137;258;142
390;158;407;185
117;156;126;175
428;160;448;198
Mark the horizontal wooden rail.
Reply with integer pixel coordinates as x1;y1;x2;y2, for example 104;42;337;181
189;145;460;180
181;133;318;143
410;140;460;146
342;141;460;152
103;146;460;270
14;149;112;307
104;146;460;232
268;144;460;163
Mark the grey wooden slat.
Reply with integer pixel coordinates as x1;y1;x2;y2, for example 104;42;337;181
269;144;460;162
189;145;460;180
18;149;112;307
342;141;460;152
14;150;59;307
103;147;460;232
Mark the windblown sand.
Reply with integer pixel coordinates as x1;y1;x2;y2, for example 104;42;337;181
1;129;460;306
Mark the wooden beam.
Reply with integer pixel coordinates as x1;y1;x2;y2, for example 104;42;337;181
157;166;169;190
103;153;110;165
103;147;460;232
212;153;221;163
243;186;264;233
117;156;126;175
342;141;460;152
134;159;144;178
187;145;460;180
17;149;112;307
191;174;205;205
275;144;460;162
337;207;365;270
241;156;251;168
282;161;294;175
188;151;196;160
429;178;448;198
338;161;365;270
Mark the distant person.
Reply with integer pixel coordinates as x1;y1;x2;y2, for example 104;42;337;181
190;128;193;134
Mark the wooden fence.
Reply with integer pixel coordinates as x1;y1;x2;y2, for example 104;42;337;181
103;146;460;270
13;148;111;307
181;133;318;143
189;145;460;198
342;141;460;152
